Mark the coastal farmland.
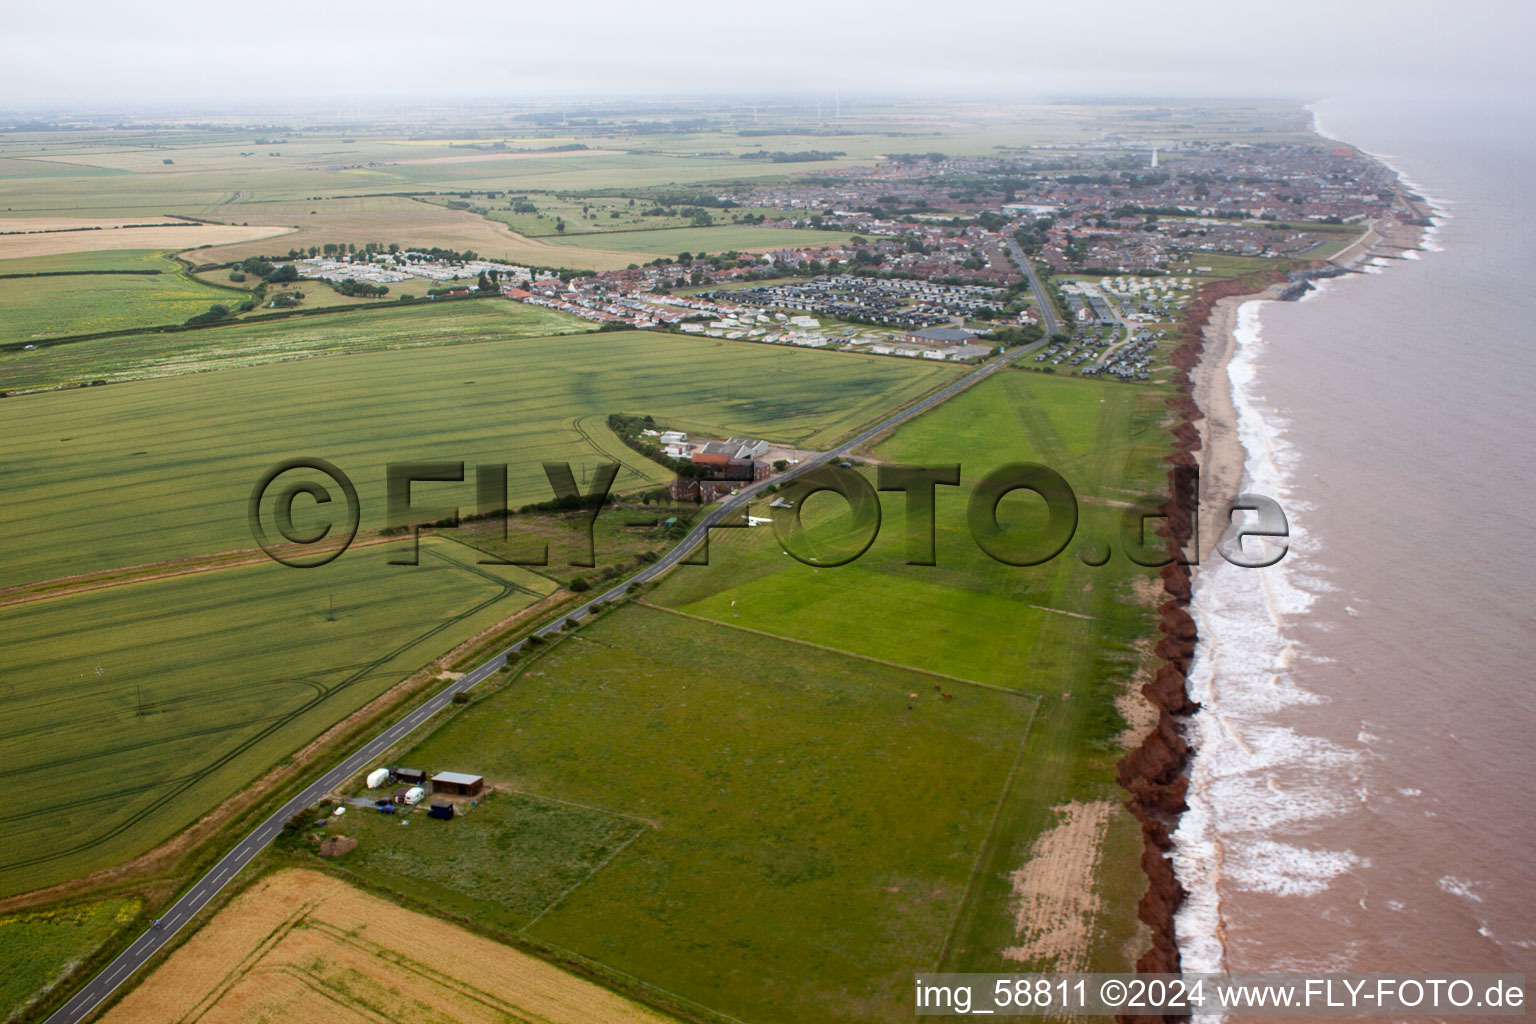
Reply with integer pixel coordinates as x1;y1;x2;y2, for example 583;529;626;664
0;331;958;584
0;538;556;898
0;250;244;345
97;870;681;1024
0;218;292;260
0;327;954;898
0;297;592;393
300;369;1168;1022
0;97;1389;1023
180;196;643;271
321;606;1038;1024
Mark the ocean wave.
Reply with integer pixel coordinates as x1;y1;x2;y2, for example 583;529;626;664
1173;297;1368;972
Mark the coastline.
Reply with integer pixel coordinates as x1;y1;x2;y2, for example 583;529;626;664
1113;193;1439;1003
1113;268;1282;1000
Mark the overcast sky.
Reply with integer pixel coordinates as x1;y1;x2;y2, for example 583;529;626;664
3;0;1533;110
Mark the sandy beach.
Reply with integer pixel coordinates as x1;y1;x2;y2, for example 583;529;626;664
1190;283;1284;560
1188;214;1428;558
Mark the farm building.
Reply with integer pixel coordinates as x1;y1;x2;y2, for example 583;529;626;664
431;771;484;796
389;767;427;785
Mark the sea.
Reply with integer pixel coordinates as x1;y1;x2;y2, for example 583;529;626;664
1172;91;1536;981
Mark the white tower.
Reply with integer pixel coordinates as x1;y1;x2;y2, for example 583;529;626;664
1150;147;1159;169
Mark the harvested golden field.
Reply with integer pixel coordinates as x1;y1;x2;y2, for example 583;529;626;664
100;869;678;1024
0;219;292;259
188;195;637;270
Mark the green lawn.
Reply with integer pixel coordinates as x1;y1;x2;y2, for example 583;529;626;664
0;330;957;586
0;897;142;1021
0;538;555;898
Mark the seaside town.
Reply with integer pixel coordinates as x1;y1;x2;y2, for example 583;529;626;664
281;138;1424;374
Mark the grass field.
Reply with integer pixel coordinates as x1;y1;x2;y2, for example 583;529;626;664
0;896;142;1021
0;538;556;898
0;249;182;275
325;606;1038;1024
311;790;650;935
0;252;238;345
98;869;681;1024
0;296;591;392
0;329;957;585
646;371;1172;975
296;370;1173;1022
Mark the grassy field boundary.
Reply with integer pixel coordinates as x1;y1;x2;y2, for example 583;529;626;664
517;822;651;936
521;937;751;1024
634;600;1014;693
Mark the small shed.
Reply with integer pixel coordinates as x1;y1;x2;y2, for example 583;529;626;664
391;768;427;785
393;787;411;804
428;801;455;820
431;771;484;797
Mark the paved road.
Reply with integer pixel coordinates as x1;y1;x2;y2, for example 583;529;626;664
1006;236;1062;338
44;336;1043;1024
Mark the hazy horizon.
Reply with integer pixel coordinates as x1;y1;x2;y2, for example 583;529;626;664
4;0;1534;111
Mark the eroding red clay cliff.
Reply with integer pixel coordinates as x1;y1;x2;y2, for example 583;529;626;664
1114;272;1283;1022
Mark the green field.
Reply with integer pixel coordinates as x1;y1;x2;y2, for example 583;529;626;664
303;369;1171;1022
0;297;591;392
303;789;650;935
0;538;556;898
650;370;1170;972
547;224;854;255
319;605;1037;1024
0;329;957;586
0;250;235;345
0;249;176;275
0;896;143;1020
